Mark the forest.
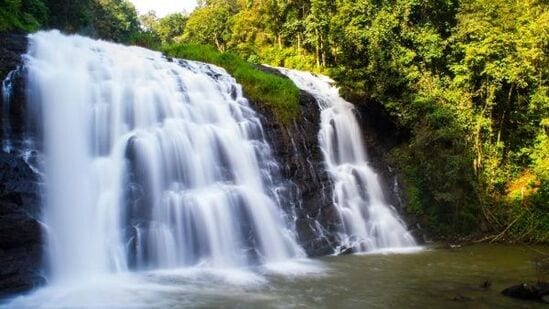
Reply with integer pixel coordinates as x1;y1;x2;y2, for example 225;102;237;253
1;0;548;242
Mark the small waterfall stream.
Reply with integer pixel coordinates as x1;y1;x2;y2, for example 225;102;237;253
1;67;19;153
25;31;304;285
279;68;417;253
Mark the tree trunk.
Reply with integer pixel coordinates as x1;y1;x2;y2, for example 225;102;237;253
496;84;514;146
214;36;224;52
315;29;320;67
320;35;326;67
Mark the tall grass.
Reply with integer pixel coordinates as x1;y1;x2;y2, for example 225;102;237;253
163;44;300;124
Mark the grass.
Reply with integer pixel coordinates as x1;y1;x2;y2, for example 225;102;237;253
163;44;300;124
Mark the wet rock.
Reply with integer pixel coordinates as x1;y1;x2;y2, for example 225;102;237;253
0;152;44;298
501;282;549;303
247;78;339;257
338;246;354;256
1;33;28;142
0;33;27;78
0;33;45;298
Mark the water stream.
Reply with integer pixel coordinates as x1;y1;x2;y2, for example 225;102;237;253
1;67;19;153
278;69;417;253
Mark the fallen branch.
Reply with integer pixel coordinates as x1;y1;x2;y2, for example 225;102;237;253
491;213;525;243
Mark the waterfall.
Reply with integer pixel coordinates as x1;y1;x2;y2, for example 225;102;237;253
25;31;304;285
2;67;19;153
278;68;417;253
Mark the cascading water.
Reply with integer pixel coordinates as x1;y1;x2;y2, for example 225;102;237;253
278;68;417;253
25;31;304;285
2;67;18;152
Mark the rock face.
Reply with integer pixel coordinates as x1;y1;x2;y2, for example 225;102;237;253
247;89;340;257
0;33;45;298
0;152;44;298
1;33;28;144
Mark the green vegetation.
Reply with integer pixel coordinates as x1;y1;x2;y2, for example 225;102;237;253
0;0;299;122
163;44;300;123
173;0;548;242
2;0;547;242
0;0;47;32
0;0;139;43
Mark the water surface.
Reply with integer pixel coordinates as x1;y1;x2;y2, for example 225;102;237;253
5;244;547;308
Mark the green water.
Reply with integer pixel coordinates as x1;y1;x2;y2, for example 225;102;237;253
5;244;548;308
264;244;548;308
146;244;549;308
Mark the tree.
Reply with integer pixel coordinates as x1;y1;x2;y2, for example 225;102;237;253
90;0;140;43
0;0;48;32
182;1;234;51
154;13;187;44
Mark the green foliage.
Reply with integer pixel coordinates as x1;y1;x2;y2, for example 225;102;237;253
448;0;548;242
154;13;186;44
389;76;479;235
163;44;300;123
137;11;187;46
0;0;47;32
90;0;139;43
2;0;547;242
176;0;548;241
182;1;234;51
1;0;142;44
44;0;94;33
501;176;549;242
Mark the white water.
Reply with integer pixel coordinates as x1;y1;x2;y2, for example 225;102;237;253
278;68;417;252
24;31;304;286
2;67;18;152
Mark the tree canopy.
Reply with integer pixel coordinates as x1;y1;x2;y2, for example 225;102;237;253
1;0;548;241
1;0;140;43
175;0;548;241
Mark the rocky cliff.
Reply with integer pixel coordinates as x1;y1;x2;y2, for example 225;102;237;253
0;33;45;298
0;152;44;298
248;86;340;257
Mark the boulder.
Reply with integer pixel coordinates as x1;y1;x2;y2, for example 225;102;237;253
501;282;549;303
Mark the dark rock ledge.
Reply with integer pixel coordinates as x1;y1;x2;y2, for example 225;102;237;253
0;33;45;299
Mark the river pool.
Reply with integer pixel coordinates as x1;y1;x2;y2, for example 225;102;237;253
4;244;548;308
